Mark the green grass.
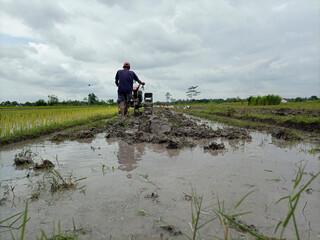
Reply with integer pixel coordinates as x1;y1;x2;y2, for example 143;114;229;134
175;108;271;130
0;110;118;145
172;101;320;136
186;164;319;240
181;100;320;110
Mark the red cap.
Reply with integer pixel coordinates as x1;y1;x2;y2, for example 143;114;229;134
123;62;130;68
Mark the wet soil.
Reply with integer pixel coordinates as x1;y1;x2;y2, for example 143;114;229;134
0;109;319;239
104;109;252;148
188;106;320;134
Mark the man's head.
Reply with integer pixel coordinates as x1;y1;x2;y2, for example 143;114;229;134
123;62;130;69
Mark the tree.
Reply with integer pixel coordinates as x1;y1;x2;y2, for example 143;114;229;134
88;93;98;105
35;99;47;106
107;99;115;105
48;95;59;105
309;95;318;101
186;86;201;99
165;92;172;103
25;101;32;106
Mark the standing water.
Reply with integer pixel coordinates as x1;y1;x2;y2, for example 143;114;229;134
0;118;319;239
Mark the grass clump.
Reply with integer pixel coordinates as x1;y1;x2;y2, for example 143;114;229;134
49;170;86;192
275;164;320;240
1;201;88;239
185;164;319;240
186;187;216;240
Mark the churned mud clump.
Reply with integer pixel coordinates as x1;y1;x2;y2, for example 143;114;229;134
13;149;55;171
34;159;55;170
50;127;103;142
14;149;34;166
204;142;225;150
271;127;302;141
105;108;252;148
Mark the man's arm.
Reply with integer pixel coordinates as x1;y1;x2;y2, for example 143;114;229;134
115;71;119;86
133;72;145;85
137;79;145;85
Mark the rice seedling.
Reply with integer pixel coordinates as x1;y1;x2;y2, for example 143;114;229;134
38;220;88;240
211;164;320;240
49;170;86;192
0;200;30;239
139;173;161;190
137;210;152;216
30;189;40;200
2;200;89;239
299;147;320;155
0;106;118;142
275;164;320;240
186;186;216;240
211;190;259;240
0;209;26;232
100;163;106;175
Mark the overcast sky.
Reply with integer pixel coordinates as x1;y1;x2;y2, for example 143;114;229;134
0;0;319;103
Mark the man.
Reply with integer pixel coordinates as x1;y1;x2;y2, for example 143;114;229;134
115;62;145;118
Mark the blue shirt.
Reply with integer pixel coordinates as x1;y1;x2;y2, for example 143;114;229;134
115;69;139;93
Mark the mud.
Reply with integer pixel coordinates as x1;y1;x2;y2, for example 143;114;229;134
14;149;34;166
204;141;225;150
50;127;104;142
0;110;319;240
196;106;320;134
271;127;301;141
228;106;320;118
104;109;251;149
33;159;55;170
14;156;33;166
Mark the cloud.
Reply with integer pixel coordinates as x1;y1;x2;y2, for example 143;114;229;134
0;0;319;103
2;0;68;30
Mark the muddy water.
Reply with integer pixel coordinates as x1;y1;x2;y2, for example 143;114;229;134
0;121;319;239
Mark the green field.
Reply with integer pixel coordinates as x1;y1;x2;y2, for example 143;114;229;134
173;100;320;136
0;106;118;144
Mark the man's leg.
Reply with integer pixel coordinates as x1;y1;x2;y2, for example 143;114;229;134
118;92;126;118
124;93;132;117
119;101;126;118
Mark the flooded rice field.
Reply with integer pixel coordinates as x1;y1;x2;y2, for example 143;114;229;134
0;113;319;240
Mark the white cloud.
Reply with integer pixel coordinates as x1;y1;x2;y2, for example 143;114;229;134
0;0;319;103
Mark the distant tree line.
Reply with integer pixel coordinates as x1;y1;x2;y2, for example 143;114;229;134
0;93;117;107
1;94;318;107
248;95;282;106
154;95;319;106
155;97;248;105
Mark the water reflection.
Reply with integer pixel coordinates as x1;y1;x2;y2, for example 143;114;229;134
116;142;145;172
148;143;181;158
228;139;251;152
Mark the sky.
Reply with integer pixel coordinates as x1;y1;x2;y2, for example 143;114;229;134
0;0;319;103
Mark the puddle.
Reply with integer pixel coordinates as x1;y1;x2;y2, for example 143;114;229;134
0;121;319;239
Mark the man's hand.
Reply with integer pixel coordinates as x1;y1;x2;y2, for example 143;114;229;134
141;82;145;85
